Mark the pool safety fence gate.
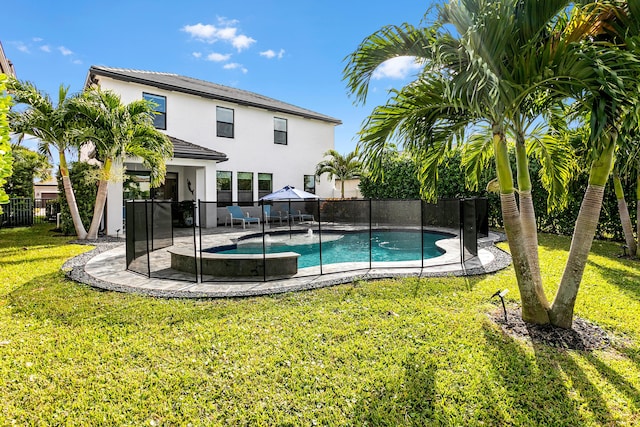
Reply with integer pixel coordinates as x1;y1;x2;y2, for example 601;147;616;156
125;200;197;281
0;198;61;228
125;198;488;283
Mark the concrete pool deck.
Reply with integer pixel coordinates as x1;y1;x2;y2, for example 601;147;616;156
63;226;512;298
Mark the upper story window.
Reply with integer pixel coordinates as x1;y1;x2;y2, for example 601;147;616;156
274;117;287;145
143;93;166;130
217;106;234;138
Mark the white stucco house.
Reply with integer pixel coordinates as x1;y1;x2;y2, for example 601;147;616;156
84;66;341;236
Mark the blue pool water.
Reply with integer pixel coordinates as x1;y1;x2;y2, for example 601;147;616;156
212;230;451;269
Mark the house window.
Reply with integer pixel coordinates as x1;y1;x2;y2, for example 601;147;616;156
237;172;253;206
304;175;315;194
274;117;287;145
217;171;232;207
217;107;234;138
143;93;166;130
258;173;272;199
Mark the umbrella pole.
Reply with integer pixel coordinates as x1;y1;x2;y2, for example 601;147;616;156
288;199;292;239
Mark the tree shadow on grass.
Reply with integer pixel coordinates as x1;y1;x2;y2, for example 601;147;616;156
351;352;440;426
583;351;640;411
481;323;615;426
586;258;640;301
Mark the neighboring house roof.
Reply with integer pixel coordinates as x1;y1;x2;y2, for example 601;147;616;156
86;66;342;125
169;136;228;162
0;40;16;76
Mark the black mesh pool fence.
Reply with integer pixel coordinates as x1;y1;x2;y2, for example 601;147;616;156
125;198;489;283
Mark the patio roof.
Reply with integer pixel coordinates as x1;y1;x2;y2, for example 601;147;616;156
86;66;342;125
169;136;228;162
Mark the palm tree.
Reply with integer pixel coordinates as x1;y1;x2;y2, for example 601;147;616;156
344;0;639;327
0;74;12;213
548;1;640;327
68;88;173;240
7;78;88;238
315;149;362;198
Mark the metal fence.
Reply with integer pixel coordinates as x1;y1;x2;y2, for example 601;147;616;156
0;198;61;228
125;198;488;283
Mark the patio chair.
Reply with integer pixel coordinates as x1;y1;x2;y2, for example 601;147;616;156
226;205;260;229
263;205;284;226
281;205;315;223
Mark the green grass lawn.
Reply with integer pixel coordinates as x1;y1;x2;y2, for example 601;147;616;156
1;224;639;426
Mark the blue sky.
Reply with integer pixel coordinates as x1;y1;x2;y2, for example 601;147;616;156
3;0;434;155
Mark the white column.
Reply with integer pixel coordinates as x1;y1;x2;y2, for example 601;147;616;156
105;177;124;237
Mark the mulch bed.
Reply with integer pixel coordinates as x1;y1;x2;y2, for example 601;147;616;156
489;307;611;352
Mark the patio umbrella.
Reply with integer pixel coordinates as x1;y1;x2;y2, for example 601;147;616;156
259;185;319;201
258;185;320;237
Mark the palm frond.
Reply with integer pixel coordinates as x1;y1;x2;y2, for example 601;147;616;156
462;128;495;192
344;23;437;105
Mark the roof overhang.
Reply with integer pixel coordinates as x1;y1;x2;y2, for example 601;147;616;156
168;136;228;162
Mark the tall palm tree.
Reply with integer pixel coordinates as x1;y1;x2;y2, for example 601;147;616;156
315;149;362;198
549;1;640;327
68;88;173;240
344;0;639;327
0;74;12;213
7;78;88;238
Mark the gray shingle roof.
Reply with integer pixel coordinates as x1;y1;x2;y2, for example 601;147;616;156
87;66;342;125
168;136;228;162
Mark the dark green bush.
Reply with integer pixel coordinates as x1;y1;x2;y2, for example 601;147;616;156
359;150;636;240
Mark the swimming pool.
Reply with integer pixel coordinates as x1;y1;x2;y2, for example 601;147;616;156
209;230;453;269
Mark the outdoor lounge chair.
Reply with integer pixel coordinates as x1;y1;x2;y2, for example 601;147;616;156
263;205;284;226
226;205;260;229
280;205;315;223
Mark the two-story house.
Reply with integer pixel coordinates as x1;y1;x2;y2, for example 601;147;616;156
84;66;341;236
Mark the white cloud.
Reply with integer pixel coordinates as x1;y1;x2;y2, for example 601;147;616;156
40;45;51;53
192;52;202;58
372;56;422;80
182;18;256;52
260;50;276;59
216;17;238;26
32;37;43;42
231;34;255;51
206;52;231;62
58;46;73;56
224;63;248;73
183;23;217;39
16;43;30;53
72;59;83;65
260;48;285;59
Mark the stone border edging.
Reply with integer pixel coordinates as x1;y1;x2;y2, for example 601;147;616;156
62;238;512;299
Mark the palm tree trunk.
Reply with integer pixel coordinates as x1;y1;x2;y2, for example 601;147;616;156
494;130;549;324
613;172;637;256
550;142;615;328
59;152;87;239
86;158;111;239
514;139;548;307
341;179;345;199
